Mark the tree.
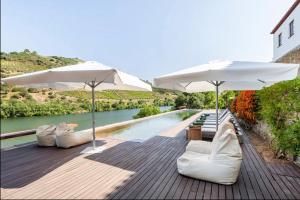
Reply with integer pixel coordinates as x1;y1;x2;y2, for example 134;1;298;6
187;93;205;109
174;94;187;108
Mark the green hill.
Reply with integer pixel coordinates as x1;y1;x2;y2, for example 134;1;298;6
1;49;82;78
0;50;176;118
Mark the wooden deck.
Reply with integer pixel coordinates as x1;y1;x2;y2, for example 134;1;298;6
1;130;300;199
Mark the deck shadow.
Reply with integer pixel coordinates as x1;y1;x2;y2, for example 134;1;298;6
97;133;300;199
1;140;106;188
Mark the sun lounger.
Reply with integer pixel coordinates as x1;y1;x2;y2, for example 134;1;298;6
201;114;233;139
177;122;242;185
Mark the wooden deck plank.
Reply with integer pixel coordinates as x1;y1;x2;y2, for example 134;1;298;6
1;130;300;199
179;177;194;199
187;180;199;199
110;139;180;199
164;173;183;199
218;185;225;199
225;185;233;199
195;181;205;199
134;143;185;199
203;182;212;199
210;183;219;199
240;163;256;199
243;142;282;199
22;139;154;199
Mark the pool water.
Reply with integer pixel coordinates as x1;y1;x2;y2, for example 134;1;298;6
107;111;187;142
1;110;196;149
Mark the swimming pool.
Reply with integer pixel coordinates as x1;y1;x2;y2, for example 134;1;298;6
1;110;197;149
104;110;192;142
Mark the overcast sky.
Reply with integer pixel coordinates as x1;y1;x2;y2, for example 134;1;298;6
1;0;295;81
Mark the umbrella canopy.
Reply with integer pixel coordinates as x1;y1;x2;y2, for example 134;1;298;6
154;60;299;92
2;61;152;153
154;60;299;130
2;61;152;91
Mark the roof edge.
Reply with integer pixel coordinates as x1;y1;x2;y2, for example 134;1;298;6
271;0;300;34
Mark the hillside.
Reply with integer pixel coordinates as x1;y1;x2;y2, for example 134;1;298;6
0;50;176;118
1;49;82;78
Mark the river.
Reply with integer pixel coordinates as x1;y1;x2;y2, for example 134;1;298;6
1;106;171;134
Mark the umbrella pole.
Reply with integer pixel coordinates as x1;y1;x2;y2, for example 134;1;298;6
91;82;96;149
216;81;219;131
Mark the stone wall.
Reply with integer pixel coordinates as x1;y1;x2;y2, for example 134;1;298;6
252;121;274;145
275;45;300;64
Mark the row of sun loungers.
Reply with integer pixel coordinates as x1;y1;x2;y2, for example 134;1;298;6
177;109;243;185
190;109;243;142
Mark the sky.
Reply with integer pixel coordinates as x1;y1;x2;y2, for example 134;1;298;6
1;0;295;81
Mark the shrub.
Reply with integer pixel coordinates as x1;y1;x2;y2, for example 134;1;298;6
230;98;237;113
177;110;197;120
133;105;161;119
28;88;39;93
257;78;300;157
11;87;27;93
235;91;257;124
48;94;56;99
19;90;29;97
10;94;21;99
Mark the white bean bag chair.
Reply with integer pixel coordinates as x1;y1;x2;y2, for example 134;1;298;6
177;127;242;185
187;118;234;154
201;115;234;139
36;125;57;147
55;123;92;148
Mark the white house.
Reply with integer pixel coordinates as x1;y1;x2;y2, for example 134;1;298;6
271;0;300;62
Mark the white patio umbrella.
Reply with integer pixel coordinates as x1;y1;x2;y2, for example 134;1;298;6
2;61;152;152
154;60;299;131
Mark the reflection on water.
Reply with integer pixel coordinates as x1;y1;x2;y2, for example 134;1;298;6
105;112;185;142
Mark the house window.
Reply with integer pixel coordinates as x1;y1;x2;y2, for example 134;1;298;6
278;33;282;47
289;20;294;37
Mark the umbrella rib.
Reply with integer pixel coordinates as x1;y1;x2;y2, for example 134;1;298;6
257;79;266;84
184;82;192;88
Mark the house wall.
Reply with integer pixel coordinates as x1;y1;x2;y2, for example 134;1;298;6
273;5;300;61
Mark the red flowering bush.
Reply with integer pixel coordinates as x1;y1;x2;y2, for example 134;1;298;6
234;91;257;124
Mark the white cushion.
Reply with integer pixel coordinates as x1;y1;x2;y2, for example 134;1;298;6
186;140;212;154
36;125;56;146
177;126;242;185
55;124;92;148
211;129;241;159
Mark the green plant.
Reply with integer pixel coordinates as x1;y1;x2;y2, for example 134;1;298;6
10;94;21;99
133;105;161;119
48;94;56;99
19;90;29;97
11;87;27;93
257;78;300;157
177;110;197;120
28;88;38;93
